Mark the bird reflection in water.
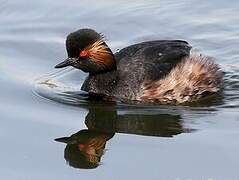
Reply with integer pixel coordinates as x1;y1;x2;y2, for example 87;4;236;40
55;129;114;169
55;102;194;169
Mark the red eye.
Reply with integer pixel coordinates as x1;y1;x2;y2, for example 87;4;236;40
78;143;85;150
80;50;89;57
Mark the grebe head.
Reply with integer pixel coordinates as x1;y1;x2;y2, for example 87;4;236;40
55;28;116;74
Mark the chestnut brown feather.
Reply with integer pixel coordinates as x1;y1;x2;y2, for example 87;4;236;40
140;52;223;104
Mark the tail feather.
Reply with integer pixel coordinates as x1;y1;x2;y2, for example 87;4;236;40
140;52;223;104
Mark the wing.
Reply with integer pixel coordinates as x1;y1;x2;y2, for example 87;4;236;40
112;40;191;100
115;40;191;81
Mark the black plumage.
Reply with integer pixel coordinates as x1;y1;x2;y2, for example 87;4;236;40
55;28;223;104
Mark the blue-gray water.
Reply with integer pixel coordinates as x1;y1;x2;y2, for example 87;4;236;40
1;0;239;180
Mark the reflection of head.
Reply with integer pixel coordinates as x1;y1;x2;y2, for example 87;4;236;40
55;129;114;169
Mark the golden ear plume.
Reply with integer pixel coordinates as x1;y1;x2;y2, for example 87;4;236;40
85;39;115;69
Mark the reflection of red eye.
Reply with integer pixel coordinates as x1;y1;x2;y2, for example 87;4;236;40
80;50;89;57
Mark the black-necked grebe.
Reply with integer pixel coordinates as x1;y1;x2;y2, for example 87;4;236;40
55;28;223;104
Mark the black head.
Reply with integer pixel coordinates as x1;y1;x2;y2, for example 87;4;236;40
55;28;116;74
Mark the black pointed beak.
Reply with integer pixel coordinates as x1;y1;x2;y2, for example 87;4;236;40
54;137;70;143
54;58;77;68
55;137;79;144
